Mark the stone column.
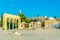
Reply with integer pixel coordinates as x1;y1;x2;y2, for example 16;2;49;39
12;19;14;29
15;20;17;29
18;17;21;30
9;21;10;30
3;17;7;30
34;22;37;29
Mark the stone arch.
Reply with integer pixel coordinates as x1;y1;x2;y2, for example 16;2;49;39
3;13;21;30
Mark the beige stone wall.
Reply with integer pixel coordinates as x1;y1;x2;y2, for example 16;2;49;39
33;22;41;29
44;20;49;28
44;19;56;28
29;22;34;29
20;21;41;30
36;22;41;28
20;22;26;29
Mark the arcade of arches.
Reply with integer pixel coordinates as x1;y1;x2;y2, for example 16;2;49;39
3;13;21;30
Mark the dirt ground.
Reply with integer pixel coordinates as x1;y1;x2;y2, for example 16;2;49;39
0;28;60;40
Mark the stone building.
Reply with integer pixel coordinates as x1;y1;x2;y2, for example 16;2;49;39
37;16;47;27
2;13;21;30
33;19;41;29
57;18;60;22
21;22;26;29
20;22;34;30
29;22;34;29
44;17;56;28
20;21;41;30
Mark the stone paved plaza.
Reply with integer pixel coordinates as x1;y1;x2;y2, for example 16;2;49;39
0;29;60;40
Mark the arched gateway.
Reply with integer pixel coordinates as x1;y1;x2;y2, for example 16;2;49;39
3;13;21;30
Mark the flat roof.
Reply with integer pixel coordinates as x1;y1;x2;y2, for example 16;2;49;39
3;13;19;17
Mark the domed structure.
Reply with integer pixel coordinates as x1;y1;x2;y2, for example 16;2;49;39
48;17;55;20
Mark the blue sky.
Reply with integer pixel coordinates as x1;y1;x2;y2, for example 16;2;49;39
0;0;60;18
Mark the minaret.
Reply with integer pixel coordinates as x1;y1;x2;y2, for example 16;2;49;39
19;10;22;13
18;10;22;15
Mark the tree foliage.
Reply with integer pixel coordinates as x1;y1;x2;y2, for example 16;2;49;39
0;20;1;27
0;18;2;27
25;18;34;23
24;19;30;23
54;16;56;19
30;18;33;22
18;13;26;22
18;13;34;23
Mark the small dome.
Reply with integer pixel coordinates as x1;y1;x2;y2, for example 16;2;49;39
44;16;47;18
48;17;54;19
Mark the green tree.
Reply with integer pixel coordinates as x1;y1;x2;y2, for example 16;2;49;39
18;13;26;22
24;19;30;23
0;18;2;27
0;13;3;27
1;13;3;27
30;18;33;22
25;18;34;23
0;20;1;27
54;16;56;19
